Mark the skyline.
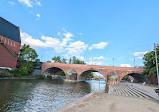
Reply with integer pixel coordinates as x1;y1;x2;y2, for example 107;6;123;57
1;0;159;67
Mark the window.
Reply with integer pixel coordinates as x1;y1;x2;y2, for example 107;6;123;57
11;41;13;46
8;40;10;45
4;39;6;43
14;43;15;47
0;38;3;43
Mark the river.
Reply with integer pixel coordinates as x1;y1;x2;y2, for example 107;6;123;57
0;79;106;112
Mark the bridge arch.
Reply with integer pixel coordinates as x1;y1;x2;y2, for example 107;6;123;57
121;73;150;83
78;69;106;81
43;67;66;79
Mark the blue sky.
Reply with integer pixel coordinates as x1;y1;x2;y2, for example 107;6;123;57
0;0;159;67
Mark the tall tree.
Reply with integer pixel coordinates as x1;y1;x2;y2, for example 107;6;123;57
142;47;159;77
19;44;38;61
52;56;67;63
71;56;86;64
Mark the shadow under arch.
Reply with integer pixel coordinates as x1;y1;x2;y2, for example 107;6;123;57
122;73;150;83
78;70;105;81
43;67;66;79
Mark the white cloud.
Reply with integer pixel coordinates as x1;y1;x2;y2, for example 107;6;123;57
20;30;108;65
41;36;63;53
78;33;83;35
65;41;88;58
94;61;103;65
132;51;148;56
57;32;61;36
18;0;33;7
21;32;46;48
89;42;108;50
132;51;148;60
36;14;40;17
120;64;131;67
36;14;40;20
21;31;82;55
35;0;42;6
86;61;103;65
90;56;104;60
61;32;73;46
137;57;143;59
8;1;15;5
76;56;85;60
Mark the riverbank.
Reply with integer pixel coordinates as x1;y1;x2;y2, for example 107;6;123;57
0;78;36;79
57;93;159;112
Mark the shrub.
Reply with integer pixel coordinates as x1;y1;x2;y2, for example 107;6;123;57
35;74;46;79
47;75;52;79
10;62;34;77
0;73;8;78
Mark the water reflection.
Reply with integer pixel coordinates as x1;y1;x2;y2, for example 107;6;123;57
0;79;106;112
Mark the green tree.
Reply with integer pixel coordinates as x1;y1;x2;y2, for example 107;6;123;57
122;75;130;81
10;62;34;77
86;73;94;79
52;56;67;63
19;44;38;61
71;56;86;64
142;47;159;77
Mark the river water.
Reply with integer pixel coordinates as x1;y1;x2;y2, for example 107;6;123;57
0;79;106;112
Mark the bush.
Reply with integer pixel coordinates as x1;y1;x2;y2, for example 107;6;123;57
10;62;34;77
122;75;130;81
35;74;46;79
20;62;34;76
47;75;52;79
10;69;22;77
0;73;9;78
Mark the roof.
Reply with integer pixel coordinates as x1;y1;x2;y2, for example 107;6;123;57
0;17;21;43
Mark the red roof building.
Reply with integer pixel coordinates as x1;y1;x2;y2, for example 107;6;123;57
0;17;21;70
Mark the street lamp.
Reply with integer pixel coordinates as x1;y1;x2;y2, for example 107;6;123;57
99;68;102;92
134;59;136;68
113;58;114;66
154;43;159;96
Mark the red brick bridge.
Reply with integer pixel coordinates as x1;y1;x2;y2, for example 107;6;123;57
41;62;144;84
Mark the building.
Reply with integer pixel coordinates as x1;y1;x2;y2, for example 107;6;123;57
0;17;21;70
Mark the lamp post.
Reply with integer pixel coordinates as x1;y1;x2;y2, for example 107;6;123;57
154;43;159;97
99;68;102;92
92;57;93;65
134;59;136;68
113;58;114;66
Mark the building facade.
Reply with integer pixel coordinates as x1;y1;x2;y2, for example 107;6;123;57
0;17;21;69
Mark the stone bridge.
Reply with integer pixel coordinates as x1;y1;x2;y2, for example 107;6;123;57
41;62;144;84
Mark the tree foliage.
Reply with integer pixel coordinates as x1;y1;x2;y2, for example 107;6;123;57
10;44;38;77
122;75;130;81
142;47;159;77
10;62;34;77
86;73;94;79
52;56;67;63
19;44;38;61
71;56;86;64
52;56;86;64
